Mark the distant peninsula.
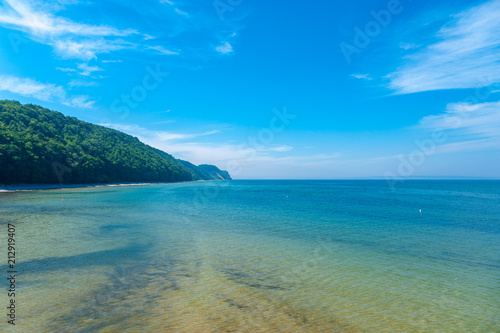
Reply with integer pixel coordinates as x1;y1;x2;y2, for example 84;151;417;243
0;100;231;185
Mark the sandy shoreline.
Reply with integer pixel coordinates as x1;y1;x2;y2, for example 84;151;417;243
0;182;186;193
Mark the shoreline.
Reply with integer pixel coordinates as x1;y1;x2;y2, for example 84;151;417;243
0;180;208;193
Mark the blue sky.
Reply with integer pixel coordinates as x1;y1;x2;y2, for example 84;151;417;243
0;0;499;179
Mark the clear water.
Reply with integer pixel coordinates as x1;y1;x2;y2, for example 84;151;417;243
0;180;499;332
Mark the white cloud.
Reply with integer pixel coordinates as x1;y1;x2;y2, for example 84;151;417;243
269;145;293;152
160;0;189;17
154;129;221;141
0;0;180;60
0;0;139;60
68;79;98;88
99;123;237;163
0;0;242;68
0;74;65;101
202;130;219;135
76;63;102;76
56;67;76;72
399;42;420;50
99;123;220;142
175;8;188;16
0;74;94;108
351;73;372;80
97;123;345;175
151;119;175;125
101;59;123;63
57;63;103;76
68;95;95;109
52;38;136;60
418;101;500;152
0;0;136;37
143;34;156;41
144;141;303;170
420;102;500;132
215;41;233;54
434;139;498;154
388;0;500;93
99;123;144;133
146;45;179;55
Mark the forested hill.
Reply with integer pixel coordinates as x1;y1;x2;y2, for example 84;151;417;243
0;100;231;185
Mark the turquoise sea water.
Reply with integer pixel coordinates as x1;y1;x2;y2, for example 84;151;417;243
0;180;499;332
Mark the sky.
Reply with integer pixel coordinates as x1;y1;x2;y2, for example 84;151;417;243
0;0;499;179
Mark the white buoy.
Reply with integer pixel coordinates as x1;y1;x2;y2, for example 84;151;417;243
419;209;422;213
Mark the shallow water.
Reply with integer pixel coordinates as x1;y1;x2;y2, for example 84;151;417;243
0;180;499;332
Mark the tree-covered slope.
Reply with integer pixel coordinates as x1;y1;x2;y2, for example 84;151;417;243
198;164;232;180
0;100;231;184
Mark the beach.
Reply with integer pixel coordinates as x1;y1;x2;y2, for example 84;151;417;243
0;181;207;192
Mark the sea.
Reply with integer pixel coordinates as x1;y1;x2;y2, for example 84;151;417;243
0;180;499;332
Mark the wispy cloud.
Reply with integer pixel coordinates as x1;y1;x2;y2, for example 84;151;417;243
68;79;98;88
100;123;220;142
57;63;103;76
51;36;136;60
0;74;94;108
160;0;189;16
215;41;233;54
153;129;220;142
97;123;345;174
99;123;239;163
0;0;181;60
140;140;301;169
76;63;102;76
99;123;144;133
175;8;188;17
0;0;136;36
351;73;372;80
418;101;500;152
399;42;420;50
388;0;500;93
68;95;95;109
434;138;498;154
270;145;293;152
151;119;175;125
100;123;264;155
0;0;244;72
146;45;179;55
56;67;76;73
0;0;138;60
